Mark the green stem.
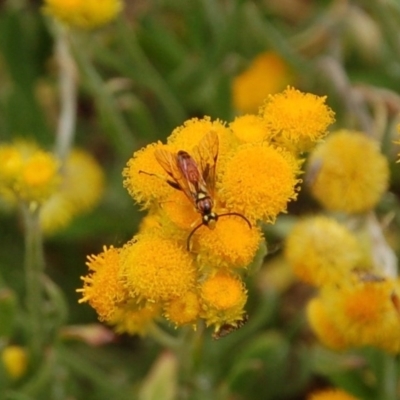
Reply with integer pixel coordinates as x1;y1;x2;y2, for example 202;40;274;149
378;353;398;400
149;324;205;399
147;322;181;351
53;23;77;164
21;203;45;363
176;326;204;400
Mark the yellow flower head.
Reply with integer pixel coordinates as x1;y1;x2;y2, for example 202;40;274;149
15;150;60;204
109;302;160;336
232;52;294;114
307;297;349;351
78;246;128;322
196;217;262;269
164;291;201;328
121;233;196;303
261;87;335;152
0;145;23;184
219;142;301;223
200;272;247;329
230;115;267;143
1;346;28;380
43;0;123;30
123;142;176;208
285;216;362;287
307;130;389;213
308;389;360;400
41;148;105;234
0;141;61;205
323;279;400;353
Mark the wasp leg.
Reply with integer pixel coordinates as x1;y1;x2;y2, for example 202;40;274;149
139;170;181;191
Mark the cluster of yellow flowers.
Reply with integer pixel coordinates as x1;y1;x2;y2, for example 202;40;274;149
0;141;104;233
43;0;123;30
78;87;334;337
285;130;398;352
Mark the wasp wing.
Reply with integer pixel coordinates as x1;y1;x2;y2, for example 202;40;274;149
192;131;219;196
154;147;195;202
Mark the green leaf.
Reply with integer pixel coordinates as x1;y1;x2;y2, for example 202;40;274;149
139;352;178;400
226;331;311;399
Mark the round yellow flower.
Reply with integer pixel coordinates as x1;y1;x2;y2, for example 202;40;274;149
307;130;389;213
200;272;247;329
78;246;128;322
230;115;267;143
219;142;301;223
0;141;60;204
43;0;123;30
285;216;362;287
196;217;262;269
261;86;335;152
121;234;196;303
232;52;294;114
164;291;201;328
1;346;28;380
17;150;60;203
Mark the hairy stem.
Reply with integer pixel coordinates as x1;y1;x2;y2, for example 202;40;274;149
22;203;45;362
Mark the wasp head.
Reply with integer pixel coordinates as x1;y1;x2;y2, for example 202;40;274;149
202;212;218;229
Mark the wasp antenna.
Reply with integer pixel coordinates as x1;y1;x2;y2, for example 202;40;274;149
218;212;252;229
186;222;204;251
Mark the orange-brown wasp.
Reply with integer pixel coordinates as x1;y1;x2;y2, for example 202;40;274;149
141;131;251;250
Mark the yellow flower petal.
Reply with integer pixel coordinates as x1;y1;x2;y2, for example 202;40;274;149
78;246;128;322
123;142;176;208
